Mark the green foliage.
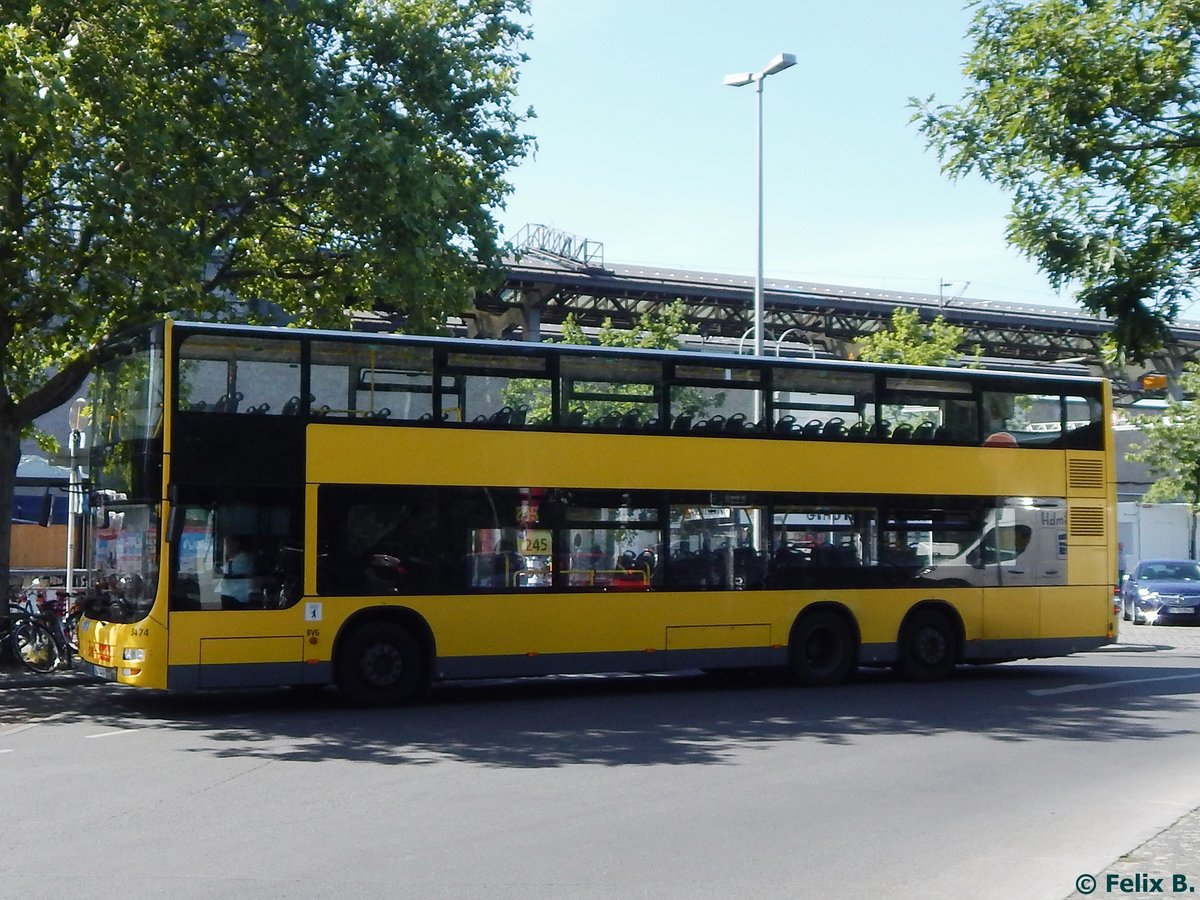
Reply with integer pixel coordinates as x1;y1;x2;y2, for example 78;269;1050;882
856;308;978;366
1128;361;1200;556
22;426;59;456
1129;363;1200;505
912;0;1200;362
0;0;532;584
0;0;532;428
594;300;696;351
502;301;698;423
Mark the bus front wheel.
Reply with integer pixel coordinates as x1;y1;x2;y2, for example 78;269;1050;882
789;610;856;686
336;622;424;707
896;608;959;682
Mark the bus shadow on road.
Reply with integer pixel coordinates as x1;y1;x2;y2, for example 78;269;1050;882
5;656;1200;769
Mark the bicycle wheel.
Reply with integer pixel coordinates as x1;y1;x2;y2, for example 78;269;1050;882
12;617;59;674
61;609;80;654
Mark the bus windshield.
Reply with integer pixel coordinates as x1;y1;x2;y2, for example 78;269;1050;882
85;331;165;622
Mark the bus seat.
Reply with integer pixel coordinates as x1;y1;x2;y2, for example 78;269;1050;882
803;419;824;437
671;414;693;433
220;392;244;413
822;417;846;438
891;423;913;441
912;421;935;441
773;415;797;434
724;413;747;434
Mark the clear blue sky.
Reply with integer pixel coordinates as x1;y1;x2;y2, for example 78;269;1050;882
496;0;1075;309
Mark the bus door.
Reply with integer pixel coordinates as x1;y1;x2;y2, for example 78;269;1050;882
168;494;307;689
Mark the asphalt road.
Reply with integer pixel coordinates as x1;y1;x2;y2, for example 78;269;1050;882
3;622;1200;900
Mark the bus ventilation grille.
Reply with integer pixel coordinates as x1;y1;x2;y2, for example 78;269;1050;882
1068;506;1106;538
1068;458;1105;492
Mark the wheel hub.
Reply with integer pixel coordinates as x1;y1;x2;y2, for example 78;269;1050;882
361;642;405;687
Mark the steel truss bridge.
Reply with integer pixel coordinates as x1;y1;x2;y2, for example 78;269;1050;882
363;226;1200;404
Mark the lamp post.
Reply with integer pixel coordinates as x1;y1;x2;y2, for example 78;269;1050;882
65;397;87;594
724;52;796;357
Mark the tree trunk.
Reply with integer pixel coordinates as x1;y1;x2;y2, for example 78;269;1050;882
0;414;23;618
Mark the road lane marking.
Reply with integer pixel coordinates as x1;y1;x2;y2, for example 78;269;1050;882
1030;672;1200;696
84;729;140;739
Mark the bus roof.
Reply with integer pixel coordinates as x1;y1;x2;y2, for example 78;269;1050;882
163;318;1108;392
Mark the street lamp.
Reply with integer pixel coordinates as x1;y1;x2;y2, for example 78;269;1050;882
724;52;796;357
65;397;87;594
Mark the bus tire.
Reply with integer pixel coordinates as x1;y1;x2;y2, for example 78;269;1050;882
336;621;424;707
788;609;856;687
896;608;958;682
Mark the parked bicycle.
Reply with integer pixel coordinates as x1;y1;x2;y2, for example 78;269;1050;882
28;590;79;674
2;593;61;674
3;587;79;675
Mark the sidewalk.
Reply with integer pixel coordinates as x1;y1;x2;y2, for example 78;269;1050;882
1066;806;1200;899
0;653;86;687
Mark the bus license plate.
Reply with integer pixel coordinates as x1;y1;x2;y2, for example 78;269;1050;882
77;661;117;681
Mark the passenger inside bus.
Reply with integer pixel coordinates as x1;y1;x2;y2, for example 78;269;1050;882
218;536;255;609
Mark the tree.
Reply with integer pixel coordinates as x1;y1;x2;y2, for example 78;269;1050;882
592;300;696;352
1;0;532;591
1128;361;1200;558
856;308;979;367
502;301;698;423
912;0;1200;362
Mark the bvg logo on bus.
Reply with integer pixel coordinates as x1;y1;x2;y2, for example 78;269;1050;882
88;642;113;665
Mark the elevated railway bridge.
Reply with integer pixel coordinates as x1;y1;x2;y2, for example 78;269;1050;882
360;226;1200;404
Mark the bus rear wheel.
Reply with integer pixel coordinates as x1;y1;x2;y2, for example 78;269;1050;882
896;608;958;682
789;610;856;686
336;622;424;707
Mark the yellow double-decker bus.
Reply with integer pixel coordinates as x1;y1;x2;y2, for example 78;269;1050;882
75;319;1117;704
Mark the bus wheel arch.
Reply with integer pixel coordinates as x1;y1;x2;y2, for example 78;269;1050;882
334;608;435;707
895;602;963;682
787;604;860;687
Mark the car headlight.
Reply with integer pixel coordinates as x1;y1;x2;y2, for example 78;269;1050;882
1138;588;1160;603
